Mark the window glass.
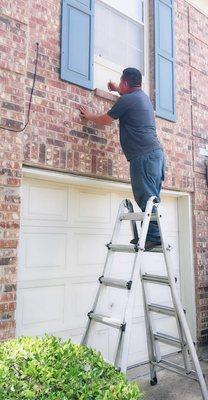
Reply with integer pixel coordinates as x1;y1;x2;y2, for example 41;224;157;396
94;1;144;74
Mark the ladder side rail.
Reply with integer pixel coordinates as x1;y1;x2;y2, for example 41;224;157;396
81;200;127;346
140;202;162;384
154;208;192;373
175;313;192;374
116;197;158;372
141;276;159;384
156;204;208;400
110;200;129;245
141;276;162;363
124;199;139;244
115;252;143;372
140;201;162;365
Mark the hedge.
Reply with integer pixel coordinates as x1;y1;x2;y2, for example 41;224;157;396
0;335;142;399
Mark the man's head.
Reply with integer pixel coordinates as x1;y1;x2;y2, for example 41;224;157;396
118;68;142;95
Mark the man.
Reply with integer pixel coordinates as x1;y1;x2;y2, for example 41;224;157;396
80;67;165;251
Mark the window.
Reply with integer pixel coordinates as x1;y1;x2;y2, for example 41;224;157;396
61;0;147;92
61;0;176;122
94;0;146;90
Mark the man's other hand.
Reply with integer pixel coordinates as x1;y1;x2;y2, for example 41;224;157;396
107;81;118;92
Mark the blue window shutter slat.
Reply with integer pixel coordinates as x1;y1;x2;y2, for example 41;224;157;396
154;0;176;122
61;0;94;89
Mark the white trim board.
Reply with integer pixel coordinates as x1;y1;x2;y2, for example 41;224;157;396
22;166;197;341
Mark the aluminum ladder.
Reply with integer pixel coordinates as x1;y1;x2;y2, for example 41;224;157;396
81;196;208;399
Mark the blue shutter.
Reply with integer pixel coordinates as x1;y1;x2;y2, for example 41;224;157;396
154;0;176;121
61;0;94;89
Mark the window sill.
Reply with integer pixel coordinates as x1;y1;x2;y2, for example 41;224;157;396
94;88;119;102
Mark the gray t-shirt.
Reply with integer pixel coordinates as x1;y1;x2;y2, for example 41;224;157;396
107;90;162;161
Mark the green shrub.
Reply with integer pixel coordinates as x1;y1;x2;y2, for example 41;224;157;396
0;335;142;399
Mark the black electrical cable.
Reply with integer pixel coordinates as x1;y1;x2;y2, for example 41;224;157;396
0;42;39;133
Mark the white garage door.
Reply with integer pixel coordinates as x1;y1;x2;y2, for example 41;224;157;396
16;176;181;366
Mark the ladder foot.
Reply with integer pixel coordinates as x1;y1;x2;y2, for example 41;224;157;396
150;377;158;386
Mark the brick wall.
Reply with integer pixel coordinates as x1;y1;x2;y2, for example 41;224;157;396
0;0;207;345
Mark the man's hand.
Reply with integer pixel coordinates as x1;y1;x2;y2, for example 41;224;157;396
80;106;92;120
107;81;118;92
79;105;113;126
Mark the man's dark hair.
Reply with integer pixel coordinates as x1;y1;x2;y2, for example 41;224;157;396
122;68;142;87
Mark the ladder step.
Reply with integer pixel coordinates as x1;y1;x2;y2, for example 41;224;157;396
142;274;170;285
120;212;157;221
148;303;175;316
99;276;132;290
146;246;163;253
107;243;140;253
154;332;182;348
88;312;126;331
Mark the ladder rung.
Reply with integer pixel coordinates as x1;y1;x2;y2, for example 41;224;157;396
154;332;182;348
120;212;157;221
107;243;140;253
88;312;126;331
148;303;175;316
160;359;197;376
151;360;198;382
142;274;170;285
99;276;132;290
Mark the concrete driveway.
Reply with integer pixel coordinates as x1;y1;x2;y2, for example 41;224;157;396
127;354;208;400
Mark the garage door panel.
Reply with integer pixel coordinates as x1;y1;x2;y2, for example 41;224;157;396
71;231;110;276
76;233;108;266
16;283;66;336
70;187;111;226
18;229;72;280
68;280;98;329
22;179;69;224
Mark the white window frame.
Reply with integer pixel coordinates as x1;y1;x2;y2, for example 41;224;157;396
94;0;150;93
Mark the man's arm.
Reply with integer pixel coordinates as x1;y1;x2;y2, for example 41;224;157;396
80;106;114;126
79;80;120;125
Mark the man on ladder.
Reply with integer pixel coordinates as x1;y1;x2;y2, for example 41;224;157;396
80;67;165;250
80;69;208;399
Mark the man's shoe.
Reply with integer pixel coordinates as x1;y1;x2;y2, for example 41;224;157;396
145;241;161;251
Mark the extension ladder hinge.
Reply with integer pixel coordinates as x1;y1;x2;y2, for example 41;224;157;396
98;276;132;290
126;280;132;290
